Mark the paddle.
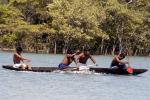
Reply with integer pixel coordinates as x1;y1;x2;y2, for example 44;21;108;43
125;49;133;74
87;64;98;67
78;64;98;71
24;60;32;70
68;64;98;71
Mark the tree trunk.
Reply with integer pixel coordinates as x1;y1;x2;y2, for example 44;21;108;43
47;42;51;54
112;45;116;56
100;39;104;55
104;46;108;55
116;24;122;54
63;40;68;54
119;37;123;54
54;40;57;54
35;35;38;54
134;49;138;56
0;43;3;51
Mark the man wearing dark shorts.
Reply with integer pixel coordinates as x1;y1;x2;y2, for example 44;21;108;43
110;53;128;70
58;49;80;70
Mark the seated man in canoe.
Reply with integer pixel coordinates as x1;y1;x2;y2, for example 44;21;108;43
13;47;31;70
58;49;81;70
76;46;96;70
110;52;129;71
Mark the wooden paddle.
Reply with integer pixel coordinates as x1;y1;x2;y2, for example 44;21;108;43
125;49;133;74
77;64;98;71
84;64;98;67
24;60;32;70
70;64;98;71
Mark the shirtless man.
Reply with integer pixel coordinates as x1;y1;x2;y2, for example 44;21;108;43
58;49;81;70
13;47;31;70
76;47;96;70
110;52;129;70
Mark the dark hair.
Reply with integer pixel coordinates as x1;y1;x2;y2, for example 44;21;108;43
67;49;74;54
119;53;126;58
16;47;23;52
83;45;90;51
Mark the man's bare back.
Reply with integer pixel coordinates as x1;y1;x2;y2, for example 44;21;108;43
13;53;23;64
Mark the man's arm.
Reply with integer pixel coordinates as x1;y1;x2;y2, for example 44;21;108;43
15;53;31;62
115;56;128;64
66;53;76;58
89;55;96;64
75;53;83;63
73;56;78;65
74;53;83;69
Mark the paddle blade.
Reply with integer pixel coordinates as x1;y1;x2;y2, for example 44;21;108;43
127;66;133;74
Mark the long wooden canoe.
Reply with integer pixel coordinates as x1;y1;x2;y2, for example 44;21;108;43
2;65;148;75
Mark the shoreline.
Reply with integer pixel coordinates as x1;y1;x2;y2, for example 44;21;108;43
0;49;150;57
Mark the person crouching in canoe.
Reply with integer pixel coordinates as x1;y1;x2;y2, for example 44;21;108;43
13;47;31;70
58;49;80;70
110;53;129;70
76;47;96;70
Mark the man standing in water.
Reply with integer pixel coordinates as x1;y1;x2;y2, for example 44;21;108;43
13;47;31;70
76;47;97;70
58;49;81;70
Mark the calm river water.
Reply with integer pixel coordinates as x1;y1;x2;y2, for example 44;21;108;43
0;51;150;100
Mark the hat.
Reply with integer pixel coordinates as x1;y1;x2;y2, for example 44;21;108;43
16;47;23;52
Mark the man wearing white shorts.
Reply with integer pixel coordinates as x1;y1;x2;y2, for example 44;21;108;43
13;63;28;69
13;47;31;70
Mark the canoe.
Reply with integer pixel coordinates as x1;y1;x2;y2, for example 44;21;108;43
2;65;148;75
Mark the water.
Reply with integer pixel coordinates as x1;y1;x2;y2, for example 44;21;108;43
0;51;150;100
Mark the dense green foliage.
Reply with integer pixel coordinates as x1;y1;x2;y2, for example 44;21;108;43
0;0;150;55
